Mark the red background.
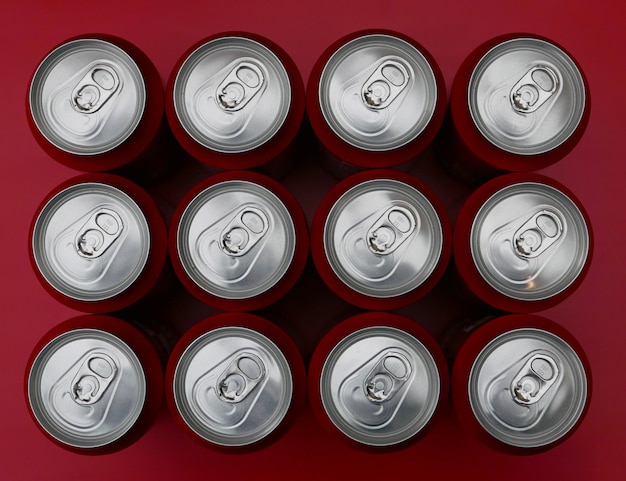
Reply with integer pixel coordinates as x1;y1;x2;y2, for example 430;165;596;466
2;1;624;479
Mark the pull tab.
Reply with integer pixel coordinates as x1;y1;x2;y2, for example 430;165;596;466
70;353;118;405
221;206;269;257
364;352;412;403
367;205;417;255
510;65;559;114
511;354;560;405
216;61;265;111
217;353;266;403
513;209;564;258
75;208;124;259
361;59;410;110
71;64;121;113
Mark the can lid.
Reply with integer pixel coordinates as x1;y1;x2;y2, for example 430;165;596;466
323;178;444;299
470;181;590;301
172;36;291;153
468;327;588;448
319;325;441;447
27;328;146;449
468;37;586;155
176;179;296;300
318;34;438;151
171;326;293;447
29;38;146;155
32;182;151;302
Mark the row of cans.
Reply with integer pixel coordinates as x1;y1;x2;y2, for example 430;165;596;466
25;311;591;454
27;30;589;181
30;169;592;313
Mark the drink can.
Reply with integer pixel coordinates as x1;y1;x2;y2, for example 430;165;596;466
307;29;446;177
453;173;592;312
308;312;448;450
25;315;163;454
165;313;305;450
451;314;591;453
29;173;167;313
27;34;164;173
166;32;304;175
442;33;590;184
312;170;451;310
170;171;309;311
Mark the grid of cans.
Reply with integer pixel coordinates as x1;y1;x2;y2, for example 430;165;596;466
25;30;592;455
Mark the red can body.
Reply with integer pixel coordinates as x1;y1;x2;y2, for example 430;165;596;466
25;315;163;455
440;33;590;184
165;32;304;177
307;29;446;177
29;173;167;313
27;34;165;175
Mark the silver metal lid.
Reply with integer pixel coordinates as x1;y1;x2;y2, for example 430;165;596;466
172;326;293;446
468;38;586;155
471;182;589;301
27;329;146;449
324;179;444;298
468;328;588;448
29;38;146;155
173;36;291;153
32;182;151;302
318;34;438;151
176;180;296;299
320;326;441;446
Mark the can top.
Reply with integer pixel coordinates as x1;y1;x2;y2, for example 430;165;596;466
319;325;441;447
171;326;293;447
471;181;589;301
318;33;438;152
173;36;291;153
176;179;296;300
27;328;146;449
29;38;146;155
468;327;588;448
468;37;586;155
32;182;151;302
323;178;444;299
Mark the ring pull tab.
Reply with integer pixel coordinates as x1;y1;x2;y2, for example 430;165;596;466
217;353;266;403
71;64;121;114
510;65;559;114
364;352;412;403
511;354;560;405
361;59;410;110
70;353;118;405
75;208;124;259
513;209;564;259
216;61;265;111
367;205;418;255
221;206;270;257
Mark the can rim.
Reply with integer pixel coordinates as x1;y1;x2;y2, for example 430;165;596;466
311;170;451;310
165;32;304;170
307;29;446;168
453;172;593;312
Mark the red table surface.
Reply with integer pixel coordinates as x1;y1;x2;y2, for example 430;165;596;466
2;1;623;479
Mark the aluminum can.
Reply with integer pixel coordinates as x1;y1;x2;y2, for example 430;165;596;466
308;312;448;450
166;32;304;174
25;315;163;454
165;313;305;450
27;34;164;173
312;170;451;310
453;173;592;312
451;314;591;453
442;33;590;184
170;171;309;311
307;30;446;177
29;173;167;313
